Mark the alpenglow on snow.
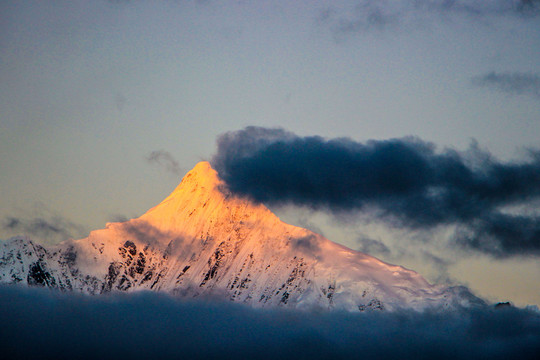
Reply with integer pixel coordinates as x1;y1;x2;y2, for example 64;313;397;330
0;162;482;311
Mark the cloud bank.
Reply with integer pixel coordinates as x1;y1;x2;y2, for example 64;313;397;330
212;127;540;257
472;72;540;99
0;286;538;360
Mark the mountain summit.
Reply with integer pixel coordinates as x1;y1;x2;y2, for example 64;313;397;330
0;162;481;311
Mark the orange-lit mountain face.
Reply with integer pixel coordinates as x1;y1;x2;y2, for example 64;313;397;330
0;162;482;311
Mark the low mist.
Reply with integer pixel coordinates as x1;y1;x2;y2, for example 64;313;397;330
1;286;539;360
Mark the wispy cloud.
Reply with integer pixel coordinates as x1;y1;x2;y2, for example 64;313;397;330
120;220;173;245
212;127;540;257
3;213;87;244
356;236;391;255
146;150;182;176
319;1;540;37
472;72;540;99
0;286;538;360
107;214;130;223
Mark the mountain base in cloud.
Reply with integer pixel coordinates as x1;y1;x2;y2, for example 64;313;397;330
1;285;539;360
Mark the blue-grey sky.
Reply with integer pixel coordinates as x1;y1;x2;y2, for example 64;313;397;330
1;0;540;306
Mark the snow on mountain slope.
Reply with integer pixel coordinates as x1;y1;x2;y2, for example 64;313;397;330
0;162;482;311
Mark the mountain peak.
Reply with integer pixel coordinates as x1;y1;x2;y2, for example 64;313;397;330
0;161;483;311
152;161;224;206
137;161;281;235
175;161;221;191
188;161;217;180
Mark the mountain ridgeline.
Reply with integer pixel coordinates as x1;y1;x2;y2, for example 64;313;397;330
0;162;482;311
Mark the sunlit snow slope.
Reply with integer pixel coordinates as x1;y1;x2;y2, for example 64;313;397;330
0;162;481;311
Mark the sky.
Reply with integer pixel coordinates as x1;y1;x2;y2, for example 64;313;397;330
1;0;540;309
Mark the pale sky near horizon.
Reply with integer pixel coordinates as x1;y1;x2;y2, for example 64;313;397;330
1;0;540;306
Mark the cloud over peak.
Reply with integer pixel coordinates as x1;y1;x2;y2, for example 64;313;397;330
213;127;540;257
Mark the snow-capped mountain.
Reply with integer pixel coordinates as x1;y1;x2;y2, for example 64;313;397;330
0;162;481;311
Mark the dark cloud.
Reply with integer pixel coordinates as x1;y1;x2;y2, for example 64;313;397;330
3;215;87;243
472;72;540;99
0;286;539;360
146;150;182;176
212;127;540;257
